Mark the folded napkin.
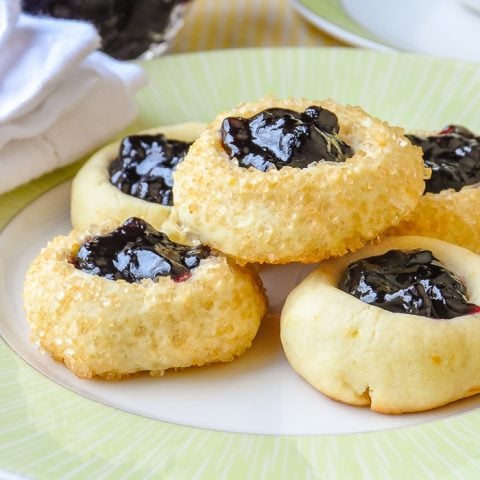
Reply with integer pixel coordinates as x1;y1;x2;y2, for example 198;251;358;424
0;0;20;47
0;0;147;194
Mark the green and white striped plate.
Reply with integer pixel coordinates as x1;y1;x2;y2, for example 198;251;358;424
2;48;480;479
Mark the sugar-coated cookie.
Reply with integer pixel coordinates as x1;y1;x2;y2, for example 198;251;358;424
172;97;427;264
71;122;205;232
23;217;267;379
281;236;480;414
389;125;480;253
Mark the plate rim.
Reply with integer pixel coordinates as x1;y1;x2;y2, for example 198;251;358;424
290;0;397;51
2;46;480;479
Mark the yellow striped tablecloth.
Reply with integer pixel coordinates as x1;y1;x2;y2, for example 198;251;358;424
171;0;347;52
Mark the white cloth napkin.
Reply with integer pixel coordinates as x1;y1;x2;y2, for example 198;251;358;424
0;0;20;47
0;0;147;194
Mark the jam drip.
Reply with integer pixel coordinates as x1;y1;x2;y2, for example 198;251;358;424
221;106;354;171
339;249;478;319
109;134;191;205
406;125;480;194
74;217;210;283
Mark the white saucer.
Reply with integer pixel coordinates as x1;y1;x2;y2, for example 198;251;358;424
293;0;480;62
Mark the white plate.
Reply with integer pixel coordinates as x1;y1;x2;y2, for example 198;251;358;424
3;181;480;437
292;0;480;62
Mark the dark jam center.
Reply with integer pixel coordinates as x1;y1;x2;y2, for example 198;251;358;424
221;106;354;172
406;125;480;194
339;249;478;319
109;134;191;206
74;217;210;283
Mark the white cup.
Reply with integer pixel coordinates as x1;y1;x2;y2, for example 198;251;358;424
460;0;480;14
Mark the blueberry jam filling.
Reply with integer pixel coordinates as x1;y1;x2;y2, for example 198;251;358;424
406;125;480;194
109;134;191;205
339;249;479;319
22;0;190;60
221;106;354;171
74;217;210;283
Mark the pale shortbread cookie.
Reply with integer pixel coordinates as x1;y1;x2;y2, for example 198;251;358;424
389;183;480;254
23;222;267;380
281;236;480;414
71;122;205;232
172;97;427;265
